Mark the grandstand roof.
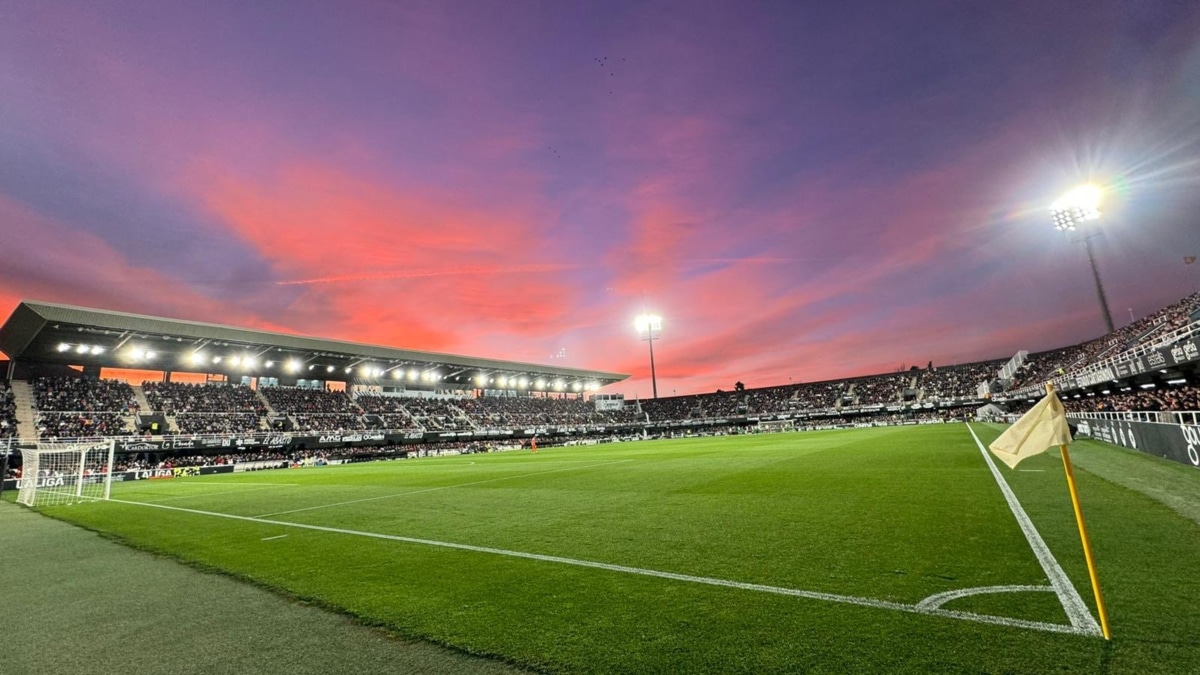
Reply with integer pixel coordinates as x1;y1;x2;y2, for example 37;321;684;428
0;300;627;389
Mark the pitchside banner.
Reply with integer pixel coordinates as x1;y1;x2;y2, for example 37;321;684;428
2;464;235;491
1072;417;1200;468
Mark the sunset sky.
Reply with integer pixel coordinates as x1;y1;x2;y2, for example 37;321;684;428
2;0;1200;397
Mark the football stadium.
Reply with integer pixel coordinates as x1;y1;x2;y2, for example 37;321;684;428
3;290;1200;673
5;2;1200;673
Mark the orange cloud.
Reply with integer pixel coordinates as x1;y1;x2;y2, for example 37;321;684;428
195;163;586;353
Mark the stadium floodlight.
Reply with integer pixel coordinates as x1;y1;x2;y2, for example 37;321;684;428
407;369;418;381
57;343;70;352
76;344;90;354
90;346;103;355
325;365;335;373
474;374;487;386
554;380;564;391
285;359;300;373
391;369;401;379
213;356;222;364
535;378;546;389
144;350;156;361
571;382;582;392
231;356;242;366
634;313;663;399
265;360;275;368
518;377;529;389
242;357;255;369
1051;184;1114;333
189;352;206;365
130;348;146;361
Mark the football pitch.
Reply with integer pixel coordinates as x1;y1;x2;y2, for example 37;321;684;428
16;424;1200;672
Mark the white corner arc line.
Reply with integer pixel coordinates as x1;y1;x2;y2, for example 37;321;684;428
254;460;635;518
916;585;1053;611
104;498;1092;637
966;424;1101;636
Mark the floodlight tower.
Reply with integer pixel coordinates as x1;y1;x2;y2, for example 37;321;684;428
1051;185;1114;334
634;313;662;399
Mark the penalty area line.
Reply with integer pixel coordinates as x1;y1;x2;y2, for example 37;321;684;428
106;497;1090;637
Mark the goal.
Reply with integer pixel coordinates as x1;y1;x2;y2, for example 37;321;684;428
16;441;115;507
756;419;795;433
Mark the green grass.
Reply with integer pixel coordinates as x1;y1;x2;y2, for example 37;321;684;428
16;424;1200;672
0;501;523;674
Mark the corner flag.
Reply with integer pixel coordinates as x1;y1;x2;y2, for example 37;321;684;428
990;384;1112;639
988;390;1072;469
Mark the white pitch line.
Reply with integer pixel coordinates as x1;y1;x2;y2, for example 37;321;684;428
261;534;289;542
106;498;1090;636
916;584;1053;611
966;424;1102;636
253;459;635;518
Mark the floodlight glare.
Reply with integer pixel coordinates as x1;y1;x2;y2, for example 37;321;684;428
130;348;145;360
571;382;581;392
76;344;90;354
408;369;418;381
242;357;255;369
474;374;487;386
231;356;242;366
634;313;663;334
535;379;546;389
518;377;529;388
1050;184;1114;333
326;365;335;373
213;356;222;364
265;360;275;368
189;352;205;365
91;346;104;355
57;343;71;352
392;369;402;379
286;360;300;373
634;312;664;399
145;350;156;360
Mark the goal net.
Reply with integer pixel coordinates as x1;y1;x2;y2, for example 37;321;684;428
16;441;115;508
757;419;795;433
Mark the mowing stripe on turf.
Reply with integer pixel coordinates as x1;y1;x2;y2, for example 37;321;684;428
133;485;300;504
105;497;1091;636
253;459;635;518
966;424;1102;636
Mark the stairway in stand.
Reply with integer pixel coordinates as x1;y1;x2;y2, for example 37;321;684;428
10;380;37;440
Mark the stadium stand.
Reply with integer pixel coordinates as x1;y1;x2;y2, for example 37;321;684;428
32;377;135;438
143;382;265;415
919;361;1004;400
3;290;1197;446
0;382;17;437
850;374;910;405
260;387;367;432
354;393;422;431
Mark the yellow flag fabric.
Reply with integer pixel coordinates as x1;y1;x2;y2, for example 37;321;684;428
989;391;1072;469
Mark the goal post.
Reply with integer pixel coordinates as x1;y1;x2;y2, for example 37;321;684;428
16;440;115;508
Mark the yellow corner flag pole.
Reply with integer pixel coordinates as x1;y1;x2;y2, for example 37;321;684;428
1047;383;1112;640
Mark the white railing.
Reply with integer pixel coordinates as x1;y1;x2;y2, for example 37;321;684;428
1008;318;1200;399
1067;410;1200;426
998;350;1028;381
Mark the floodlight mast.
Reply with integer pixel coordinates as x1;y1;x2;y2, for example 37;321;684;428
1051;185;1115;334
634;314;662;399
